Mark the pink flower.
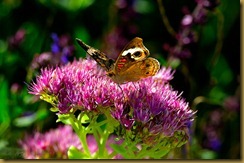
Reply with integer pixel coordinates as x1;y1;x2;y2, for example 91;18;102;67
19;125;123;159
19;125;81;159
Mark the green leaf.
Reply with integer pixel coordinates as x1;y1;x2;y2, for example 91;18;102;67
38;0;95;11
56;114;72;124
21;22;44;55
134;0;154;14
167;57;181;69
200;149;217;159
219;0;240;34
13;108;48;127
0;40;7;54
50;107;59;112
36;108;49;120
208;86;227;103
0;139;8;149
68;146;90;159
65;0;95;11
79;113;90;123
0;79;10;136
210;55;233;86
13;113;36;127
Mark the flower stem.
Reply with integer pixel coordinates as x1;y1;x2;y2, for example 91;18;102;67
157;0;177;37
69;113;91;158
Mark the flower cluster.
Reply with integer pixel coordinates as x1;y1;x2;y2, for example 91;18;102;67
19;125;81;159
164;0;220;59
19;125;123;159
28;58;196;151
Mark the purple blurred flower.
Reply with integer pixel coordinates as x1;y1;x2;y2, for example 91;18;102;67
203;126;222;152
196;0;221;10
202;109;223;152
19;125;82;159
28;58;196;145
31;52;53;69
8;29;26;50
19;125;123;159
223;96;240;112
10;83;22;94
193;6;208;24
164;44;192;59
181;14;194;27
51;33;75;60
30;33;75;70
164;0;220;59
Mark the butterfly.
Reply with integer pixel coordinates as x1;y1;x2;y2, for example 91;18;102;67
76;37;160;84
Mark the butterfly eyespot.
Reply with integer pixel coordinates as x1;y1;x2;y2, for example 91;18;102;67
145;71;150;74
145;63;151;67
133;51;141;57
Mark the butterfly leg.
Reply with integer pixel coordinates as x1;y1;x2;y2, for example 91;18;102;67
116;84;127;101
132;82;140;92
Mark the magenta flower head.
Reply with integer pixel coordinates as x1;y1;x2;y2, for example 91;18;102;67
28;58;120;113
28;58;196;158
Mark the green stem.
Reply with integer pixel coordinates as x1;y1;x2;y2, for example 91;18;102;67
92;127;103;158
210;8;224;68
69;113;91;158
99;129;110;158
157;0;177;37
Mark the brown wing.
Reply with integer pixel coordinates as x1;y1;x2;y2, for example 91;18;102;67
114;37;150;73
110;57;160;84
76;38;114;71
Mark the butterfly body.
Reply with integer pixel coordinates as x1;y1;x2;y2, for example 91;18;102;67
76;37;160;84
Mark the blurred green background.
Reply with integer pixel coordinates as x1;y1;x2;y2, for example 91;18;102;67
0;0;240;159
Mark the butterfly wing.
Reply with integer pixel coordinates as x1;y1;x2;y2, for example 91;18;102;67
76;38;114;71
110;57;160;83
114;37;150;73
